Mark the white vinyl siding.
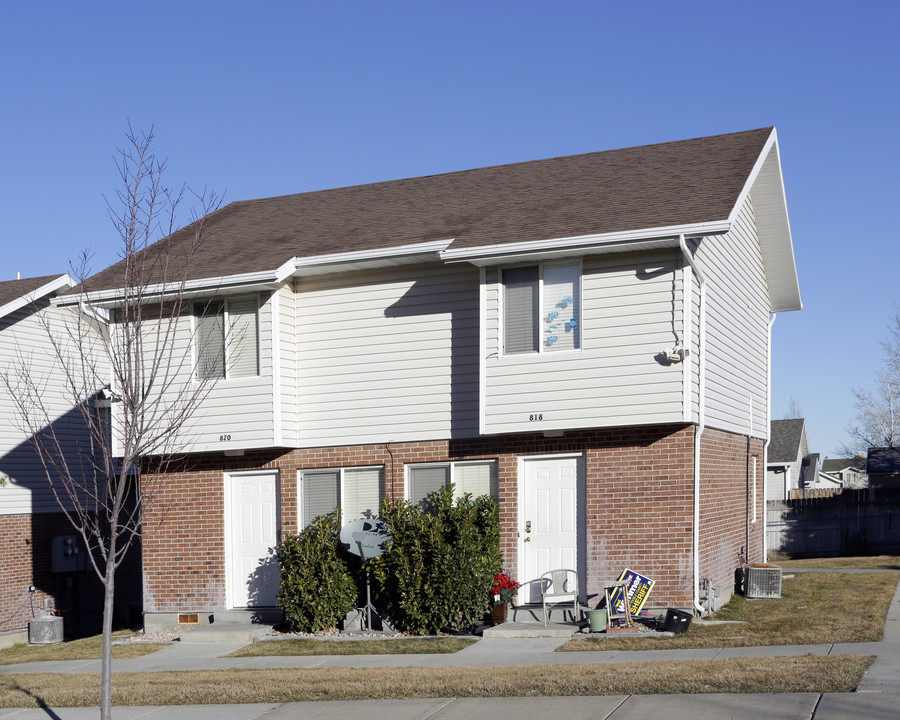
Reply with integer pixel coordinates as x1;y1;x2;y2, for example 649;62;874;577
0;301;98;516
124;291;275;454
484;252;686;434
296;263;479;446
699;197;770;438
301;466;384;527
407;461;497;507
277;283;298;445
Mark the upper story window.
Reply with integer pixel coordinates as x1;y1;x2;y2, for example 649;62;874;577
407;460;498;508
502;262;580;354
194;295;259;380
302;466;384;528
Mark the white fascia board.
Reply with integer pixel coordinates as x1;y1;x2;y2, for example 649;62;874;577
0;274;75;320
52;269;284;308
288;239;454;277
440;221;731;265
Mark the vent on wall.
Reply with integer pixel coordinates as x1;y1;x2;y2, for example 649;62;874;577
745;565;782;599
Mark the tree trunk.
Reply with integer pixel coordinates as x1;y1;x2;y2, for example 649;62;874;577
100;558;116;720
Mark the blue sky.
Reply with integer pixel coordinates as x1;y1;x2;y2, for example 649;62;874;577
2;1;897;456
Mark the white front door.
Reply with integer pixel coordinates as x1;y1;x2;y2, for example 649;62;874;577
519;456;581;604
226;471;280;608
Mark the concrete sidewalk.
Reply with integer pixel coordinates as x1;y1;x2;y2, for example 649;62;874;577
1;571;899;718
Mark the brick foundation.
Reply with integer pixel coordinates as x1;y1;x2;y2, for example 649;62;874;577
142;424;763;616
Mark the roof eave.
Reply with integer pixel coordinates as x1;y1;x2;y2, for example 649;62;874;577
0;274;75;319
440;221;732;266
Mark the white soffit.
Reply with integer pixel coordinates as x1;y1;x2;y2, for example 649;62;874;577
288;239;453;277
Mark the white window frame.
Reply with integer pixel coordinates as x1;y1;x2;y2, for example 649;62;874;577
300;465;385;528
500;260;582;355
193;294;260;380
405;460;498;506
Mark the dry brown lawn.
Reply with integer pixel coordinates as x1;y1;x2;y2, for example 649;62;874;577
562;570;897;651
0;634;167;666
0;655;873;707
775;555;900;570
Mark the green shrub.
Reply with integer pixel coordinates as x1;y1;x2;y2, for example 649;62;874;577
277;511;358;632
371;486;501;634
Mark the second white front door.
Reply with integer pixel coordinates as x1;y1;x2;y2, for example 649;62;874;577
519;456;581;604
226;470;280;608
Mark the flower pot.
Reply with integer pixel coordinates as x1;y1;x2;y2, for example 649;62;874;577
586;608;607;632
490;603;508;624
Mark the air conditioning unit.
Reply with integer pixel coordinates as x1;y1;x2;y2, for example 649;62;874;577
28;615;64;644
745;565;782;599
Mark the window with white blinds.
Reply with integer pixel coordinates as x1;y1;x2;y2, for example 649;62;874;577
301;467;384;528
407;461;497;507
194;295;259;379
502;262;580;354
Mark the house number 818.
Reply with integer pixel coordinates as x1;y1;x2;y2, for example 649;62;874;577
529;414;543;421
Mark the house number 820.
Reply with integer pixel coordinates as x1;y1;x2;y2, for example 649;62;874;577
529;414;543;421
219;434;232;442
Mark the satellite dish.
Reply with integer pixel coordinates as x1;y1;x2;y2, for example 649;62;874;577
339;518;391;559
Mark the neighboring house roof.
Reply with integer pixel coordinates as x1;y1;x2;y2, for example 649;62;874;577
0;274;74;320
822;457;866;473
867;448;900;475
768;418;807;464
67;127;801;313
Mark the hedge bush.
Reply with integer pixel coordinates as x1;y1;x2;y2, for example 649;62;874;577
276;511;357;632
371;486;502;634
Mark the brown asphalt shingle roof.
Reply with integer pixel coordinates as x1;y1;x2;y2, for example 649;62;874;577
80;127;774;293
0;274;66;308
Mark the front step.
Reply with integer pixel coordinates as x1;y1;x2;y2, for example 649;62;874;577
482;621;578;638
179;609;282;644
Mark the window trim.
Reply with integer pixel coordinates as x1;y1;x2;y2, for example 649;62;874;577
405;460;499;505
500;260;582;356
193;294;260;381
300;465;385;528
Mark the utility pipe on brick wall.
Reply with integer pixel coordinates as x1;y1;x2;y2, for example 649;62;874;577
680;234;707;614
763;313;776;562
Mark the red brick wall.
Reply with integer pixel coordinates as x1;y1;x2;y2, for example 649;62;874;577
0;512;141;635
141;424;760;614
698;428;765;601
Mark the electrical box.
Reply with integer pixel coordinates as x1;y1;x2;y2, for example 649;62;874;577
29;616;64;644
745;565;782;599
51;535;87;573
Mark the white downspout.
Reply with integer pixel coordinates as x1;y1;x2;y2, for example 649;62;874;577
763;313;776;561
680;235;707;614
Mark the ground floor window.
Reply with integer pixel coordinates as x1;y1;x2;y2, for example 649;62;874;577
301;466;384;528
406;460;498;507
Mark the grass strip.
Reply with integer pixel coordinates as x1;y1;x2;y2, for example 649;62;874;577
0;655;873;707
561;571;896;652
228;636;476;656
0;634;168;666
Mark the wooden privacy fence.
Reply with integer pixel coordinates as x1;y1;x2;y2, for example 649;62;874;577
767;489;900;557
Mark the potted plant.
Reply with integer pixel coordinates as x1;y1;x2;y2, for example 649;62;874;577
490;572;520;624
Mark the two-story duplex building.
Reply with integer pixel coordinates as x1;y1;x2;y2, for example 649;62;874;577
60;127;801;630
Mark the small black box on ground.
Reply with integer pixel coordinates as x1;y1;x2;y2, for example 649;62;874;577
663;608;692;634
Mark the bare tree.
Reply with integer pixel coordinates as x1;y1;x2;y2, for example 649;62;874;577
2;126;220;720
783;395;804;419
837;311;900;456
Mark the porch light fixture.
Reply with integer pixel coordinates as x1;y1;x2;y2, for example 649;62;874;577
665;346;689;363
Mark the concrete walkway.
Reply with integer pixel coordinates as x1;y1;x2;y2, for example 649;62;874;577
2;572;899;719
